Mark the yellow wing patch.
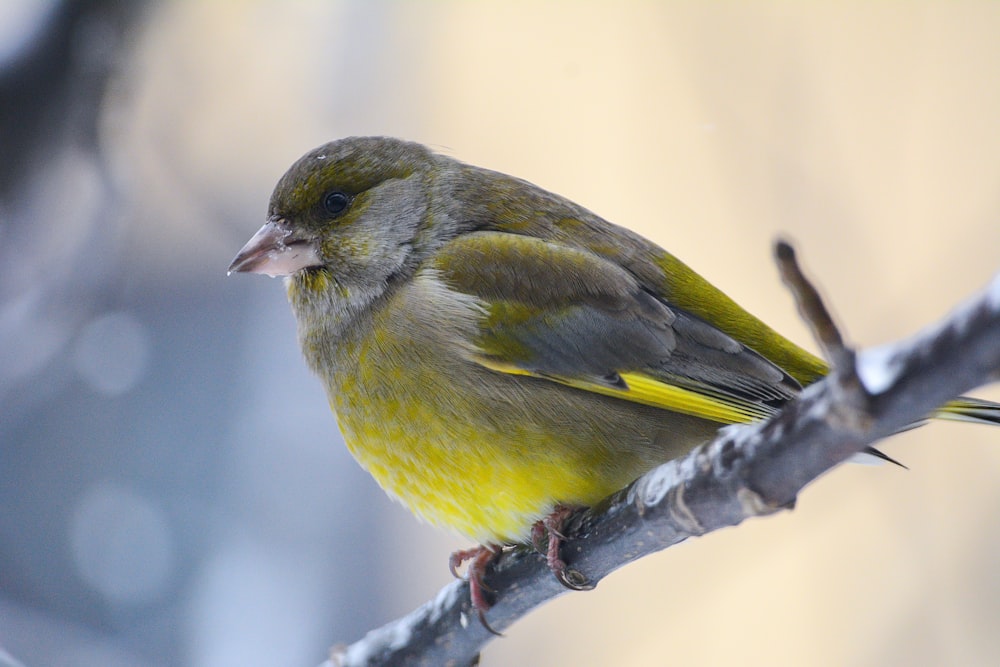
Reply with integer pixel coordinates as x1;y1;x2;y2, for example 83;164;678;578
474;357;775;425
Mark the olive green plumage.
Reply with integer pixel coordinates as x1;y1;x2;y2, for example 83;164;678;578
229;136;1000;544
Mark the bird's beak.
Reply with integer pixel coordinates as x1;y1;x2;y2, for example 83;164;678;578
228;219;322;277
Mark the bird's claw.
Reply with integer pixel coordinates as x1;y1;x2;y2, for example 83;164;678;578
450;544;503;636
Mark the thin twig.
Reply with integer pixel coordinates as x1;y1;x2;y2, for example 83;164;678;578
774;239;872;430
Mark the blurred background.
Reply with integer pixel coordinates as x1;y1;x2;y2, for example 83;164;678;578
2;1;1000;665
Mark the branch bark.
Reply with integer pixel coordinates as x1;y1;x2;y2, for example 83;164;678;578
327;245;1000;667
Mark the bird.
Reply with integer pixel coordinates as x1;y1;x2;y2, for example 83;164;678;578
229;136;1000;626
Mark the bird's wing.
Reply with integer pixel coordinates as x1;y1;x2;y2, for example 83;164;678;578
458;165;830;386
429;231;802;425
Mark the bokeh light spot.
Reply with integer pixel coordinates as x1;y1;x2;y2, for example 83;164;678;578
72;311;149;396
69;482;174;606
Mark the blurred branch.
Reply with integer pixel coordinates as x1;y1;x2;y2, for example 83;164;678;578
329;244;1000;667
0;0;148;199
0;0;151;426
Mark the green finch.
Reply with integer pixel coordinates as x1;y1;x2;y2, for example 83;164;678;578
229;136;1000;621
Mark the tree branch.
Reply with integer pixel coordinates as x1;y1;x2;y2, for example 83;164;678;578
327;245;1000;667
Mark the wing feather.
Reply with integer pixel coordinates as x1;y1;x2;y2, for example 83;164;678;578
431;231;800;425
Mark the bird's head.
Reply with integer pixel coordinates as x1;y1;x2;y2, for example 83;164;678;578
228;137;438;291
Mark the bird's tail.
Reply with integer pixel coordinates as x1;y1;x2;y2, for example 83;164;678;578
934;396;1000;426
860;396;1000;469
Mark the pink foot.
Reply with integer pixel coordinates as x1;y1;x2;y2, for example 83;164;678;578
449;544;502;635
532;505;593;591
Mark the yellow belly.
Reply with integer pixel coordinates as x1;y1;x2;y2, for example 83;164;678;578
331;376;627;544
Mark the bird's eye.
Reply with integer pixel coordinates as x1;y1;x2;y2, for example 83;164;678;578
323;191;350;216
